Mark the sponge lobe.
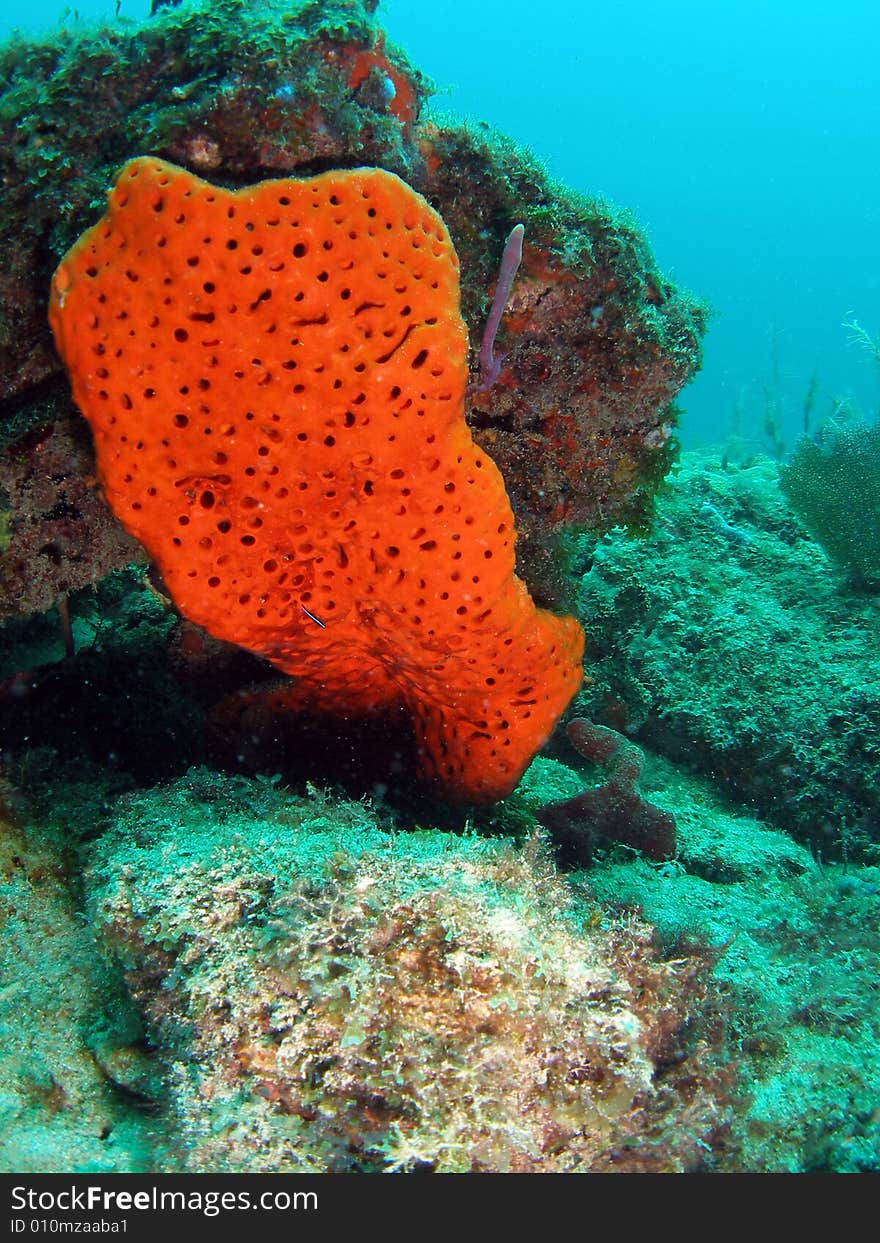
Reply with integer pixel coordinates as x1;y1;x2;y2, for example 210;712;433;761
50;158;583;801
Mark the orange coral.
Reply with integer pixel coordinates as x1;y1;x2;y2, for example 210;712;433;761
49;158;583;801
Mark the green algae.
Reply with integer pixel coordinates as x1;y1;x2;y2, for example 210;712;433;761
0;442;878;1171
81;772;728;1172
583;760;880;1172
0;0;418;263
0;0;874;1179
781;416;880;591
6;742;879;1172
0;807;162;1172
573;446;880;862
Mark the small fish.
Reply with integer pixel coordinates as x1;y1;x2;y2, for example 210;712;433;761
301;605;326;629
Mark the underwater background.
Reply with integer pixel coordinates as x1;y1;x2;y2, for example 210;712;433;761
0;0;878;1174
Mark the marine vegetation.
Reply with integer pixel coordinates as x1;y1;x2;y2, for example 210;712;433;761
573;449;880;864
781;416;880;591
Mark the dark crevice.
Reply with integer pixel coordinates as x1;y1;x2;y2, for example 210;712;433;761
290;314;329;328
468;409;515;433
375;322;417;365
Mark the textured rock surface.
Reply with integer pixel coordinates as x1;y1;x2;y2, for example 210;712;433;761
0;419;145;620
0;798;161;1172
573;447;880;860
85;775;730;1172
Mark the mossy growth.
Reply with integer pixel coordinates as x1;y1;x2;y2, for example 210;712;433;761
574;447;880;861
586;764;880;1173
0;0;421;261
780;418;880;590
0;0;428;415
83;771;730;1173
0;806;164;1172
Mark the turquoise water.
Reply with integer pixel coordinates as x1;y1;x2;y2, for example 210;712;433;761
4;0;879;448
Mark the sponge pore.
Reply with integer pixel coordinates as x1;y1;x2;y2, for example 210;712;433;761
49;157;583;801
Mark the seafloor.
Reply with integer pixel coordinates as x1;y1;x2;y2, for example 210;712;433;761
3;446;878;1174
1;0;878;1174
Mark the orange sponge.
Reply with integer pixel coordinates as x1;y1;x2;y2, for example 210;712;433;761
49;157;583;801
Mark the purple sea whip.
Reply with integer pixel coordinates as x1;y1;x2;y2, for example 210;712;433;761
473;223;525;392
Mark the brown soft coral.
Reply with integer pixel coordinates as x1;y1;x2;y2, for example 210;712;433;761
538;719;676;865
48;158;583;801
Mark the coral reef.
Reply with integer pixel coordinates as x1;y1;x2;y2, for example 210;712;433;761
0;0;703;623
0;551;877;1174
0;0;428;408
442;123;703;593
537;718;676;866
573;447;880;860
780;417;880;590
50;156;583;800
14;0;877;1182
5;741;877;1174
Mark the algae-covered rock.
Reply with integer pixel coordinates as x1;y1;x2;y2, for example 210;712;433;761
574;447;880;860
584;761;880;1173
0;802;162;1172
0;421;146;621
84;773;730;1173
